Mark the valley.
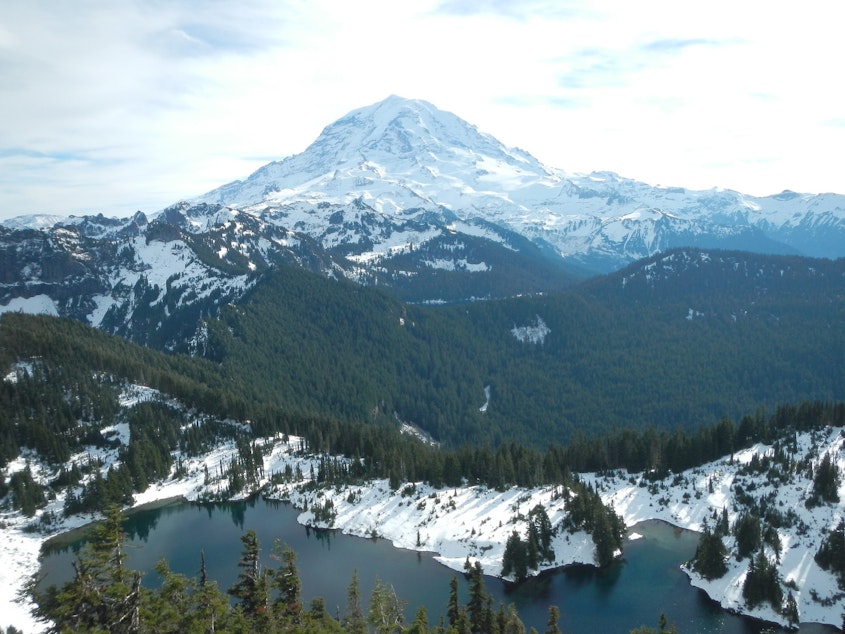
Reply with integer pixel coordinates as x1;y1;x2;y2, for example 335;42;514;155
1;96;845;633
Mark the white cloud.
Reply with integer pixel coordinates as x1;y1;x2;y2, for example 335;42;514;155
0;0;843;219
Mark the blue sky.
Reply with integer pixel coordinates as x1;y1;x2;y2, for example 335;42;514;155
1;0;843;219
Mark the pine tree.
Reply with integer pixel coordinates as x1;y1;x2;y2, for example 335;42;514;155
544;605;562;634
270;539;302;626
368;577;406;634
343;569;367;634
407;605;430;634
502;531;529;581
447;575;461;628
227;530;271;630
814;453;840;503
690;523;728;580
467;561;487;634
32;504;144;633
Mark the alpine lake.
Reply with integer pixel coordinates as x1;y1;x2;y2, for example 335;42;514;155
39;497;836;634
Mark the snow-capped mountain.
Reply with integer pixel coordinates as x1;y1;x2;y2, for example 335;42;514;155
5;95;845;277
192;95;845;272
0;207;349;349
2;95;845;344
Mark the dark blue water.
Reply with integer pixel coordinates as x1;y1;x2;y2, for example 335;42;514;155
39;498;835;633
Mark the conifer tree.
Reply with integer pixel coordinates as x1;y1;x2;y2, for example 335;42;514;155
502;531;529;581
447;575;461;628
343;569;367;634
227;530;271;630
270;539;302;626
814;453;840;503
734;512;762;559
815;519;845;589
544;605;562;634
783;591;799;628
407;605;430;634
529;504;555;562
467;561;488;634
503;604;526;634
32;504;144;633
742;550;783;609
690;522;728;580
194;550;230;633
305;596;345;632
368;577;406;634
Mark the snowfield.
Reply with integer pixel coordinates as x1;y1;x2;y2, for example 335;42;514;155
2;391;844;632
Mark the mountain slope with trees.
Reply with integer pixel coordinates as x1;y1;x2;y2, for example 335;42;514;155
197;248;845;447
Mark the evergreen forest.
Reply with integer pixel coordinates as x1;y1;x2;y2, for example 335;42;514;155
195;249;845;448
3;247;845;633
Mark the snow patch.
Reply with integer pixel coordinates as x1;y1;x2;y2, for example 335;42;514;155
0;295;59;317
511;316;550;344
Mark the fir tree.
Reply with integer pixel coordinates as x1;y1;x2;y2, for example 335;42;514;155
502;531;529;581
529;504;555;563
815;520;845;589
343;569;367;634
742;550;783;609
368;577;406;634
227;529;271;630
783;591;799;628
690;523;728;580
31;504;144;633
734;512;762;560
814;453;840;503
467;561;487;634
270;539;302;626
407;605;430;634
447;575;461;628
544;605;562;634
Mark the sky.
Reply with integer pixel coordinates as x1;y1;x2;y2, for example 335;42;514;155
1;0;844;221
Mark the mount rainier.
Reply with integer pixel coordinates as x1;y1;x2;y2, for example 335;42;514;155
2;95;845;342
192;95;845;271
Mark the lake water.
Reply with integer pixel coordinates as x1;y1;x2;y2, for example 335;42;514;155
39;498;835;633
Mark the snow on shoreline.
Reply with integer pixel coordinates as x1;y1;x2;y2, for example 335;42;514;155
3;427;845;632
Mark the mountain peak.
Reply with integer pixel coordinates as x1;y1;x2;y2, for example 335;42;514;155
310;95;510;162
196;96;556;209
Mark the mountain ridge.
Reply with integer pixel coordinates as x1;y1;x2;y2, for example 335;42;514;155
4;95;845;277
186;96;845;272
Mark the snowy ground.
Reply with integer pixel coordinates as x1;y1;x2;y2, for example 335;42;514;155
3;410;845;632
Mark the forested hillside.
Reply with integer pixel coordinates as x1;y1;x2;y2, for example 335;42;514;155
198;248;845;447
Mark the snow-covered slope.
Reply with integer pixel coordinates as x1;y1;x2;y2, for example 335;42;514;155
4;378;845;633
4;96;844;279
3;96;843;331
190;96;845;273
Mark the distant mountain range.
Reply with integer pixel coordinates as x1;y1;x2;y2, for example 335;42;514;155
192;96;845;270
1;95;844;349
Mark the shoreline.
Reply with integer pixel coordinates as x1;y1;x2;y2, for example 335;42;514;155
40;495;188;550
6;430;845;632
37;497;836;633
